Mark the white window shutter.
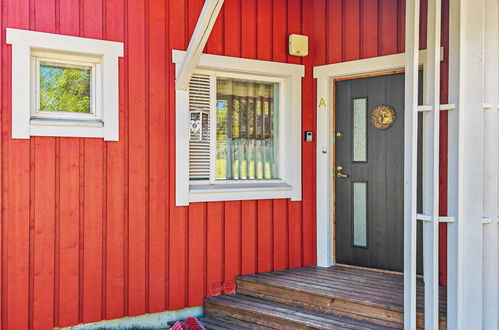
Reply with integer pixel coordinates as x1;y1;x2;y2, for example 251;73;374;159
188;74;211;181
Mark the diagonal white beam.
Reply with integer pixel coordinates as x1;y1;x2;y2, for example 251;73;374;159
404;0;420;328
176;0;224;91
422;0;441;328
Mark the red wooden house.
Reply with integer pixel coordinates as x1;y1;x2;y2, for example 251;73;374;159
0;0;498;329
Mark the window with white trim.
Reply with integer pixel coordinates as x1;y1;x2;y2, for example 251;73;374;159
6;28;123;140
173;50;304;205
32;50;100;122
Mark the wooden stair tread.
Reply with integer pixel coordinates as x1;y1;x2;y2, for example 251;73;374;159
238;272;403;311
237;266;447;316
205;293;398;330
238;268;404;311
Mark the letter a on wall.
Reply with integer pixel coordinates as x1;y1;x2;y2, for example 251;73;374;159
318;98;326;108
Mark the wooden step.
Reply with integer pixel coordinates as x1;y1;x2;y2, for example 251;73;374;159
236;274;402;328
235;266;446;329
204;293;398;330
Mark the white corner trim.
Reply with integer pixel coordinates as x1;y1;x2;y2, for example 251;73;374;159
173;51;304;206
173;50;305;78
6;28;123;56
7;28;123;141
175;0;225;91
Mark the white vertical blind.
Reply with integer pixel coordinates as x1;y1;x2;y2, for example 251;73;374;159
189;74;211;180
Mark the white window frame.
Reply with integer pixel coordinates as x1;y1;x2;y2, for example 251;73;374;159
32;52;100;121
173;50;304;206
6;28;124;140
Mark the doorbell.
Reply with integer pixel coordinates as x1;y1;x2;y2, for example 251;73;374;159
304;131;313;142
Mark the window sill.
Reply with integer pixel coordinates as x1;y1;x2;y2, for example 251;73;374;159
29;118;105;138
188;183;293;203
31;118;104;127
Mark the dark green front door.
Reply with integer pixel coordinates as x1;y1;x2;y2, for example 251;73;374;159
335;73;423;273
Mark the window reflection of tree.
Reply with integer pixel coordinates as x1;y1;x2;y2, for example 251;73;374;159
40;63;91;113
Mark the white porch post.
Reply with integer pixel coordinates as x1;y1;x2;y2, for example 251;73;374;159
421;0;441;328
404;0;420;328
447;0;486;328
482;0;499;328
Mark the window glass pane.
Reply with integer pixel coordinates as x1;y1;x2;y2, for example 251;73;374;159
353;182;367;247
353;98;367;162
39;62;91;113
216;77;279;180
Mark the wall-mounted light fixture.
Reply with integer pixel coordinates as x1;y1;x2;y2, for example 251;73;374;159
289;34;309;57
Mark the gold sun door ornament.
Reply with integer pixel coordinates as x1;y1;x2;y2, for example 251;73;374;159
371;105;397;130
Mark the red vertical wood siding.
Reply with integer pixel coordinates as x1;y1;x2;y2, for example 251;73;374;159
0;0;449;328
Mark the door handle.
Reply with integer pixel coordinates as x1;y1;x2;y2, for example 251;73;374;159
337;172;349;178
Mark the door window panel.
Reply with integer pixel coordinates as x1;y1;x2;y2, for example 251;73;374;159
352;98;367;162
353;182;368;247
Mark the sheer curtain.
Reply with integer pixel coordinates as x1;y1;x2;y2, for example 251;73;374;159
216;77;279;181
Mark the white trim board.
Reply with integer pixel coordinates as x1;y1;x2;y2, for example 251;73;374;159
173;50;305;77
314;48;443;79
6;28;123;56
314;48;438;268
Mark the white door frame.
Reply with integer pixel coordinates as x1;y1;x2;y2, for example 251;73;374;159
313;50;436;268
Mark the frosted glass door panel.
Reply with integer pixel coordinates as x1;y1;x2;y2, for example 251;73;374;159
353;182;367;247
352;98;367;162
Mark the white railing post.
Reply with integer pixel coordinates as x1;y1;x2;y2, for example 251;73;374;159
447;0;485;328
404;0;420;328
422;0;441;328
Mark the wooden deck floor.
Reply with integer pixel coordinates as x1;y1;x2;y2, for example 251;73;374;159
239;265;447;316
